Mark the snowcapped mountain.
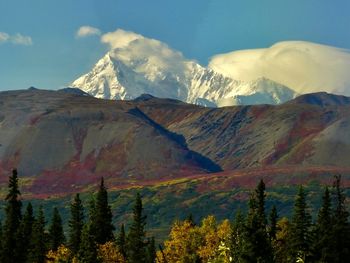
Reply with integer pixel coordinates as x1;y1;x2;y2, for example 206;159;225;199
72;29;297;106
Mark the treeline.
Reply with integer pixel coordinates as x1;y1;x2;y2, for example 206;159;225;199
0;170;349;263
158;176;350;263
0;170;154;263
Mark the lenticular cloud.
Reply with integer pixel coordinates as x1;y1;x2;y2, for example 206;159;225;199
209;41;350;96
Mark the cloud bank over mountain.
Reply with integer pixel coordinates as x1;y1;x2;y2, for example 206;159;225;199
72;29;296;106
101;29;144;49
209;41;350;96
72;28;350;106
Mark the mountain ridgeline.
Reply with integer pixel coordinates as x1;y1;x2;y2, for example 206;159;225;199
0;88;349;196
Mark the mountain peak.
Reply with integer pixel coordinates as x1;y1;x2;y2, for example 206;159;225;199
72;29;297;106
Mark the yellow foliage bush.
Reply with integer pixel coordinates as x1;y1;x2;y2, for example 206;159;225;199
97;241;126;263
45;245;72;263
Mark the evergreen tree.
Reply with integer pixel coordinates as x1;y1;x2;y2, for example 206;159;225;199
0;220;2;261
244;179;273;262
15;202;35;263
230;209;247;262
91;178;115;244
313;187;333;262
88;196;96;228
146;237;156;263
289;186;312;262
78;223;99;263
2;169;22;263
256;179;267;226
116;224;127;259
68;193;85;255
48;207;65;251
127;193;147;263
28;206;47;263
269;205;278;240
330;175;350;262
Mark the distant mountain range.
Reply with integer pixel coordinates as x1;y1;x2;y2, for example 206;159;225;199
71;30;297;106
0;88;350;196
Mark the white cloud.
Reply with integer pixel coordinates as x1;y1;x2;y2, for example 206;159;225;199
100;29;144;49
209;41;350;96
76;26;101;38
0;32;32;45
0;32;9;43
100;29;187;76
11;33;32;45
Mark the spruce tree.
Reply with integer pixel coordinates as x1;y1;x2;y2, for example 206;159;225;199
289;186;312;262
256;179;267;225
48;207;65;251
116;224;127;259
91;178;115;244
15;202;35;263
230;209;247;262
146;237;156;263
78;223;99;263
313;187;333;262
2;169;22;263
68;193;85;255
28;206;47;263
330;175;350;262
269;205;278;240
0;220;2;261
244;179;273;262
87;196;97;233
127;193;147;263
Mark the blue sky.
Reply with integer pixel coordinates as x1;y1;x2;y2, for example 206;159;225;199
1;0;350;90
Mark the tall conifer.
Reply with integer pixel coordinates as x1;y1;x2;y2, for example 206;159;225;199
78;223;99;263
0;220;3;261
15;202;34;263
127;193;147;263
269;205;278;240
230;209;247;262
68;193;85;255
116;224;127;259
2;169;22;263
244;179;273;262
330;175;350;262
146;237;156;263
289;186;312;262
48;207;65;251
91;178;114;244
313;187;333;262
28;206;47;263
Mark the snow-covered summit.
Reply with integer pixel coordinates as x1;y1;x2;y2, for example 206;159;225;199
72;29;297;106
